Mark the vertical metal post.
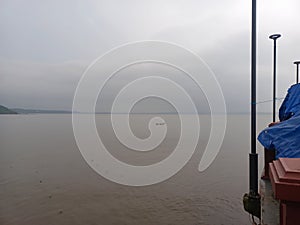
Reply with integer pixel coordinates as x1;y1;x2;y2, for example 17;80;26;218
269;34;281;123
243;1;261;219
250;0;258;195
294;61;300;84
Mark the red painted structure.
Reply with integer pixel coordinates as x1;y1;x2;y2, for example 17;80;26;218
269;158;300;225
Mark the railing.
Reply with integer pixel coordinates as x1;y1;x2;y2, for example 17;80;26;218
261;122;277;180
262;148;276;180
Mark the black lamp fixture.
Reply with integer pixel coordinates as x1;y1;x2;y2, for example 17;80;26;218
293;61;300;84
269;34;281;123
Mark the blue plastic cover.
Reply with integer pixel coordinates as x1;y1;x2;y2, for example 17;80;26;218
258;83;300;158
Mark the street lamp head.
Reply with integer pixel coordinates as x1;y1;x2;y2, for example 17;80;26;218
269;34;281;40
293;61;300;65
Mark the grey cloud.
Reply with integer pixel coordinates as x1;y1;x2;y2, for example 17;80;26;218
1;0;300;113
0;60;86;109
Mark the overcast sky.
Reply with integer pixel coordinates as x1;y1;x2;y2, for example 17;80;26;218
1;0;300;113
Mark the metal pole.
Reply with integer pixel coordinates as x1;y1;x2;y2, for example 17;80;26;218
294;61;300;84
250;0;258;195
242;1;261;218
269;34;281;123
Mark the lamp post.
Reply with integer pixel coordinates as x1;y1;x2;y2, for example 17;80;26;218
294;61;300;84
269;34;281;123
243;0;261;219
250;0;258;197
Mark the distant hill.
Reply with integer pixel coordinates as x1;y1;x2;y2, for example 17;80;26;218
0;105;18;114
12;108;71;114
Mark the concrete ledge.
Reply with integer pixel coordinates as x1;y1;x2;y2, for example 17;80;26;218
260;179;280;225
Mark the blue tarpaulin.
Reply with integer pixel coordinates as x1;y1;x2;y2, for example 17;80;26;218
258;83;300;158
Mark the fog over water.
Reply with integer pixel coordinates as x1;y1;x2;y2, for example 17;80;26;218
1;0;300;113
0;1;298;224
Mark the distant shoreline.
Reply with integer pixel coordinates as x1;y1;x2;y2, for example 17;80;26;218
0;111;273;115
0;104;273;115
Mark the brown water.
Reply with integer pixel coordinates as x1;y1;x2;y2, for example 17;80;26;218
0;114;269;225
